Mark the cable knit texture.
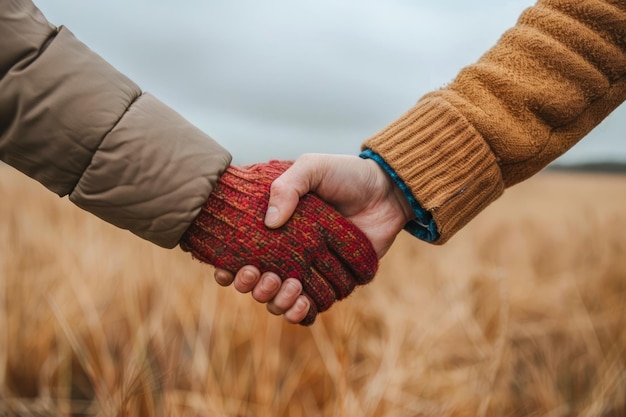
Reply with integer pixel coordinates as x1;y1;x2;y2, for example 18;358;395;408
179;161;378;325
363;0;626;244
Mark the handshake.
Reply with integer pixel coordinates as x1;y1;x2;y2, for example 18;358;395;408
179;155;415;325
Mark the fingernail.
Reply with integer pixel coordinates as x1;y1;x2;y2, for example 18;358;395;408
261;276;280;292
241;270;256;285
285;281;300;297
295;297;309;313
215;271;229;285
265;205;279;227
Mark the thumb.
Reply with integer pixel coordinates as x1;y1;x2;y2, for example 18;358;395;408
264;155;322;228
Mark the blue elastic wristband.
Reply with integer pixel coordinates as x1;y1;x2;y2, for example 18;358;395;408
360;148;440;243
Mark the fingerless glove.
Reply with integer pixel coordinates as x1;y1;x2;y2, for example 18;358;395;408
179;161;378;325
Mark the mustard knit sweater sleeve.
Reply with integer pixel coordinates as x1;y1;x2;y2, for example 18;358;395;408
362;0;626;244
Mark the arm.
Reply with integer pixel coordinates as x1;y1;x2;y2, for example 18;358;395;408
363;0;626;243
0;0;231;248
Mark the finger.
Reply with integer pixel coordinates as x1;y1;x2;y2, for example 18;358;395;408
299;294;318;326
266;278;303;315
284;295;311;324
312;248;356;301
214;269;235;287
251;272;282;304
265;154;325;229
233;265;262;294
300;267;337;314
315;201;378;284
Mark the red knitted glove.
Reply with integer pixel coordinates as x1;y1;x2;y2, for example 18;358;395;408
179;161;378;325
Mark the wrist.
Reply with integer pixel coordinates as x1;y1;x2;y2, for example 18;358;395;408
360;148;440;242
389;177;416;226
363;157;415;227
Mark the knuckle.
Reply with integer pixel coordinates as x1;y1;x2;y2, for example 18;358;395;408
269;179;285;195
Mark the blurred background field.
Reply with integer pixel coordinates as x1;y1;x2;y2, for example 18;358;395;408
1;166;625;417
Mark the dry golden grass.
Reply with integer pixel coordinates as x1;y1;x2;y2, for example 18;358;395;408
1;167;625;417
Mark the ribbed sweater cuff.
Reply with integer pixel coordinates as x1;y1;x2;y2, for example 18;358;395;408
362;96;505;244
360;149;440;242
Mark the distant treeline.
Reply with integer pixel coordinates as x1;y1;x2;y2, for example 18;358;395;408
548;161;626;174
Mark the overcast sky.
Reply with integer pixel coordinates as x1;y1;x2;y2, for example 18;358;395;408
36;0;626;164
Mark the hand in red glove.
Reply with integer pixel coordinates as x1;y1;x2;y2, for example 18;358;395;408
179;161;378;325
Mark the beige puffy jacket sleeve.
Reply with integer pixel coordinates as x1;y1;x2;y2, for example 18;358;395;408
363;0;626;244
0;0;232;248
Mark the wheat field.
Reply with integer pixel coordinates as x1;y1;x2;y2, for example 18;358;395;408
0;166;625;417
